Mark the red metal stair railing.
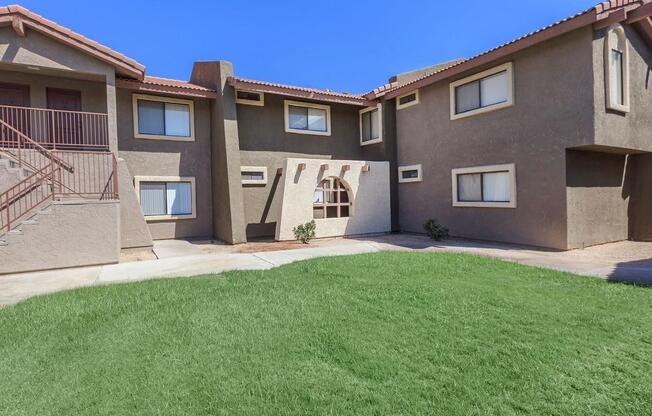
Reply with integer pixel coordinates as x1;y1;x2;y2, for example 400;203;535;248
0;116;118;236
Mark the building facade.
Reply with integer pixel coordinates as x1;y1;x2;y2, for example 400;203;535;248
0;1;651;274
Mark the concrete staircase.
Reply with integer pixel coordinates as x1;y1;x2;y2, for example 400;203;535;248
0;153;33;193
0;199;120;274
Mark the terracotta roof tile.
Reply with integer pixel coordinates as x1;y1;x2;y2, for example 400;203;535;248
229;76;374;106
140;76;216;92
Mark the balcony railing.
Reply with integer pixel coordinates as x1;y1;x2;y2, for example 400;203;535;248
0;105;109;151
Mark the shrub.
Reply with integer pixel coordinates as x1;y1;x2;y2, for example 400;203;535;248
293;220;317;244
423;219;449;241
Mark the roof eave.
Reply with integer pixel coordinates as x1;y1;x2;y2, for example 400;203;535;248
0;7;145;80
228;77;375;107
385;9;599;100
116;78;217;99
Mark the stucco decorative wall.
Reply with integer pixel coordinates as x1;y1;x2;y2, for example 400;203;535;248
0;200;120;274
275;159;391;241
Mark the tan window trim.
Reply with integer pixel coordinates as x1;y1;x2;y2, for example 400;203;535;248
134;175;197;221
449;62;514;121
235;90;265;106
240;166;268;185
132;94;195;142
398;164;422;183
451;163;516;208
396;90;420;110
359;104;383;146
604;24;630;113
284;100;331;137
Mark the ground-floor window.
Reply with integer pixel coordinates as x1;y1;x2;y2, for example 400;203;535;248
313;177;351;219
451;164;516;208
134;176;196;220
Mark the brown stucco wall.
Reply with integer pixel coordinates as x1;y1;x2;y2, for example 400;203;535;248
190;61;247;244
235;93;377;238
565;150;631;249
116;88;214;240
629;154;652;241
395;27;595;249
592;25;652;153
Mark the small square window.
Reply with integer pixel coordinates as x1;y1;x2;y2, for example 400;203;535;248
236;90;264;106
396;90;420;110
398;164;423;183
240;166;268;185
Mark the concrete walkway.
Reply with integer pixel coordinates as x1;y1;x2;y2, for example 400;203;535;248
1;234;651;305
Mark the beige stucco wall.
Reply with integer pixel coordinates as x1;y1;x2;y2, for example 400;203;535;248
0;200;120;274
276;159;391;240
116;88;214;240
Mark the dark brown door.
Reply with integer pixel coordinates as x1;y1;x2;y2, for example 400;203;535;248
0;83;31;144
47;88;82;148
0;83;30;107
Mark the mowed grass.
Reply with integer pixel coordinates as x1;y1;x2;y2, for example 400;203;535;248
1;252;651;416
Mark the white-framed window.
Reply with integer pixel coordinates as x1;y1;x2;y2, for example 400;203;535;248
396;90;420;110
398;164;422;183
132;94;195;141
134;176;197;221
359;104;382;145
604;24;630;113
450;62;514;120
451;164;516;208
284;100;331;136
236;90;264;106
241;166;268;185
313;177;352;219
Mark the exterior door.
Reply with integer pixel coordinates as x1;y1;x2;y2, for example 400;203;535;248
0;83;31;145
47;88;82;148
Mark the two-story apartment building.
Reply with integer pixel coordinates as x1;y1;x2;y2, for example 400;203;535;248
0;0;651;274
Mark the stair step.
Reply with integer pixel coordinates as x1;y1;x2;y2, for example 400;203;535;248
22;219;39;226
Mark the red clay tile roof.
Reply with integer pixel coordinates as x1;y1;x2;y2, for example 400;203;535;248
228;76;375;106
0;5;145;79
116;76;217;98
381;0;650;100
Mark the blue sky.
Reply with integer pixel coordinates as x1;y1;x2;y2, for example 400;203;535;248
16;0;598;93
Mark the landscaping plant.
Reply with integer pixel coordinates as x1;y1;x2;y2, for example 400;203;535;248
423;218;449;240
293;220;316;244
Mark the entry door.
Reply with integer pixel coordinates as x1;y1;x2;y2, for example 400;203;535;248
47;88;82;148
0;83;31;143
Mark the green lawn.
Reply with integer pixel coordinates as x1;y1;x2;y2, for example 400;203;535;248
1;252;651;415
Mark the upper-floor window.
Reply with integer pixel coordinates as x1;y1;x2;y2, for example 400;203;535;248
605;24;629;112
359;105;382;145
133;94;195;141
450;62;514;120
452;164;516;208
284;100;331;136
396;90;420;110
241;166;268;185
236;90;264;106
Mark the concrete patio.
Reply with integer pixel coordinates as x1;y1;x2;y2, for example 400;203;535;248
1;234;651;305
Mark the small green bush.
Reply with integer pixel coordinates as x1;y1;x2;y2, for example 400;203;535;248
423;219;449;241
293;220;317;244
